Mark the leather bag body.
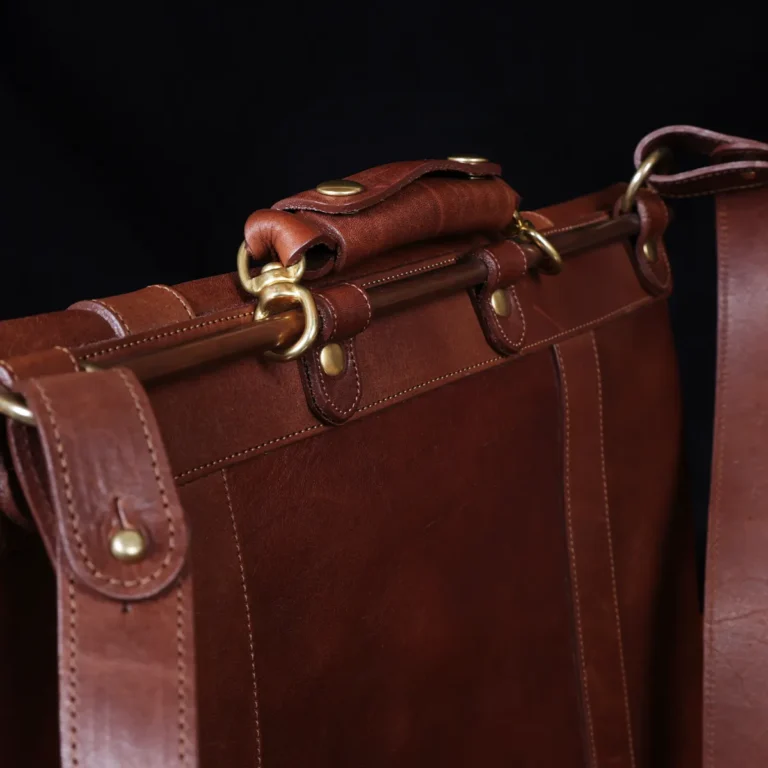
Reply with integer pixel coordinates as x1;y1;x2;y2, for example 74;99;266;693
2;125;764;767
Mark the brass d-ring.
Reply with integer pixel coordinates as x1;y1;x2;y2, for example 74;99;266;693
0;390;34;425
620;147;671;214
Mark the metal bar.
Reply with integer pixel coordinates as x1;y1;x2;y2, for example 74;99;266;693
0;213;641;426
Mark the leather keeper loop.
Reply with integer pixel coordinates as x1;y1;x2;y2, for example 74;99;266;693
469;240;529;355
314;283;372;343
244;209;335;268
614;188;671;296
16;368;190;601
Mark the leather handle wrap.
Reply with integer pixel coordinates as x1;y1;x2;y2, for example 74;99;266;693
245;159;519;277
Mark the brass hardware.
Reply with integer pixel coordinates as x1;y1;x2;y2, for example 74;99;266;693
448;155;489;165
490;289;511;317
109;528;147;563
238;242;319;361
642;241;658;263
316;179;365;197
319;343;346;376
0;392;35;426
509;212;563;275
620;147;671;214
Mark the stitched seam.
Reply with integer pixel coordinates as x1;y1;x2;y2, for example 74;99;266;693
67;577;79;767
591;332;636;767
175;424;324;480
150;285;196;319
313;343;361;418
222;470;264;767
484;251;516;348
175;584;189;764
31;375;177;587
90;299;132;334
359;257;459;288
658;181;766;198
80;311;252;360
658;167;767;187
520;297;653;352
323;293;339;339
704;202;730;768
555;344;598;768
344;282;373;331
54;346;81;371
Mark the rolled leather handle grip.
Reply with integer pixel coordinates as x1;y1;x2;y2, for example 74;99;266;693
244;159;520;278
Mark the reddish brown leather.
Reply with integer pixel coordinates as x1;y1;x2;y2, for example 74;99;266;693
555;332;636;768
635;125;768;197
271;160;518;275
300;338;362;425
469;240;528;355
0;164;703;768
314;283;372;342
16;369;198;767
612;188;672;296
703;186;768;768
243;209;335;268
274;158;503;213
71;284;197;337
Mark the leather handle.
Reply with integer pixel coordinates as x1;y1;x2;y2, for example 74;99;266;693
245;159;520;278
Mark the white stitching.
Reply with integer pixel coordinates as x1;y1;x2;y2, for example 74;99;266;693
54;346;81;371
345;282;373;331
312;340;362;418
554;343;598;768
222;469;264;768
359;257;459;288
176;584;189;764
591;332;636;768
150;285;196;319
80;311;252;360
89;299;132;335
542;214;608;236
66;577;79;766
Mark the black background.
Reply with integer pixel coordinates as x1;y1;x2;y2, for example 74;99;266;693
2;4;767;566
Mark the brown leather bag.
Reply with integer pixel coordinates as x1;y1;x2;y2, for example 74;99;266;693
0;124;764;767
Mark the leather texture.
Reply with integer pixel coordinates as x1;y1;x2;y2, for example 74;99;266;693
0;136;725;767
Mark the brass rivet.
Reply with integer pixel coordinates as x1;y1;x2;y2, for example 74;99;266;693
490;289;511;317
448;155;489;165
316;179;365;197
742;169;758;181
109;529;147;563
319;343;346;376
642;241;659;264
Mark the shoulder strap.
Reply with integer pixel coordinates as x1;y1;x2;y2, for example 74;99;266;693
638;125;768;768
11;367;199;768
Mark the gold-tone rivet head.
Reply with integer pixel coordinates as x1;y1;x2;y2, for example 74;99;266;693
319;343;346;376
742;169;758;181
642;241;659;264
490;289;511;317
316;179;365;197
109;529;147;563
448;155;489;165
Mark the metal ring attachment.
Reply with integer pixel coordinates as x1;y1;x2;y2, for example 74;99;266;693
238;242;319;361
510;213;563;275
620;147;672;214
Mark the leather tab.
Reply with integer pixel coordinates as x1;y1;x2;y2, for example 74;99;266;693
315;283;372;342
17;368;189;601
469;240;528;355
301;339;362;425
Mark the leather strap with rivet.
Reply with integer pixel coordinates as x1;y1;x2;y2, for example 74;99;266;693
13;367;198;768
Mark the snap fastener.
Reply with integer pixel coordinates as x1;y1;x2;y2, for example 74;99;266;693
316;180;365;197
319;343;346;376
110;529;147;563
490;289;511;317
448;155;489;165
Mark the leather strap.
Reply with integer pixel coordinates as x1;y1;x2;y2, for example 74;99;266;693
637;127;768;767
14;368;199;767
554;333;636;768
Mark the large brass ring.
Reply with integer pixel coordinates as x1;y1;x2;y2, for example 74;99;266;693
255;283;319;361
620;147;671;214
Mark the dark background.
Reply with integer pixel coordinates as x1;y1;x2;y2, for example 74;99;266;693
1;5;767;569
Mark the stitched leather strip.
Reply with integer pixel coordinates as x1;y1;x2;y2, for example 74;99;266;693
704;187;768;768
555;333;636;768
14;369;198;767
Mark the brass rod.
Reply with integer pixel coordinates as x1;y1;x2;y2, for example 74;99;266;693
0;213;641;425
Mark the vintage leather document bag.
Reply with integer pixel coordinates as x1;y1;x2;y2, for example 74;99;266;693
1;124;766;767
